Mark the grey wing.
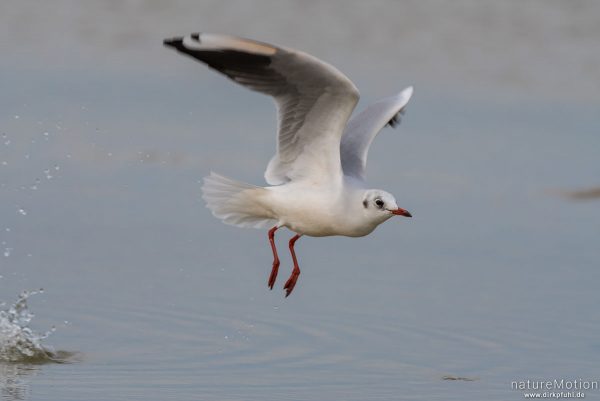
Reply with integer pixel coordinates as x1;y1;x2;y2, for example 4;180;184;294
340;86;413;180
164;33;359;185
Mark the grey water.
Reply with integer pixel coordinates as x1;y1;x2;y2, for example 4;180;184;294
1;1;599;400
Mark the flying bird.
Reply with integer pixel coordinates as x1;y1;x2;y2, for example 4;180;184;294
164;33;414;297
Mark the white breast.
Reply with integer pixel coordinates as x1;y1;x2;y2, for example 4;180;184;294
264;182;379;237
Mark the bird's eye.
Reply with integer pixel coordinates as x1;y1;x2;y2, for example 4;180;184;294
375;198;384;208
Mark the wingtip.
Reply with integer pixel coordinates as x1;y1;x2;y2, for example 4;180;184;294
163;36;183;48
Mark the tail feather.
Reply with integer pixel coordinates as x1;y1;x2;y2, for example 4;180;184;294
201;172;276;229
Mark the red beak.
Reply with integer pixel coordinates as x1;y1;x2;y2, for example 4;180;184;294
391;208;412;217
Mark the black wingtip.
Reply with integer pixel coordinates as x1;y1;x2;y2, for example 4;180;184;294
163;36;183;48
386;107;408;129
386;113;401;128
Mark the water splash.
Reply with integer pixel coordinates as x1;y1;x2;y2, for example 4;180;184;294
0;290;71;363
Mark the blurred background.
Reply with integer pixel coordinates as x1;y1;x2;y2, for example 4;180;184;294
1;1;599;400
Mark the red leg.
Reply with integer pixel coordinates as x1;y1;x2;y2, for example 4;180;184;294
267;226;280;289
283;234;302;297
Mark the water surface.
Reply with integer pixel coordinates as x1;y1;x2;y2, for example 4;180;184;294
1;1;599;400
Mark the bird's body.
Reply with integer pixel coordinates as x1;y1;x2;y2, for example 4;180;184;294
164;33;414;296
266;178;385;237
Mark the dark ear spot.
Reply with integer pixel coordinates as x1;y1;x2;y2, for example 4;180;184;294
363;199;368;208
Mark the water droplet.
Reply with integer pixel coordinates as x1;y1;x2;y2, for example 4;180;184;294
2;161;7;166
4;140;10;146
3;248;11;257
18;208;27;216
14;115;19;119
5;228;10;232
54;165;60;171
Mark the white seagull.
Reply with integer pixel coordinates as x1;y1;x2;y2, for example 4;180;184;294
164;33;414;297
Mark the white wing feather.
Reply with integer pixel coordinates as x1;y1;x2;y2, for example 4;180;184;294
340;86;413;180
164;33;359;186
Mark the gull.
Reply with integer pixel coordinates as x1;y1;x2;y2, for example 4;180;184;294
164;33;414;297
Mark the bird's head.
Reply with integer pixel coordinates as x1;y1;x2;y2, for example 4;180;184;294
361;189;412;225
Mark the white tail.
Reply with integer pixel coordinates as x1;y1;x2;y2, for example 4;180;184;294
201;172;276;229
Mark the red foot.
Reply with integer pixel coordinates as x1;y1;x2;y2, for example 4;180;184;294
283;271;300;297
268;259;280;290
283;234;302;297
267;226;280;289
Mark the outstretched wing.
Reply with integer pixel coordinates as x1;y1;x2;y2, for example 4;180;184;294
164;33;359;185
340;87;413;180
